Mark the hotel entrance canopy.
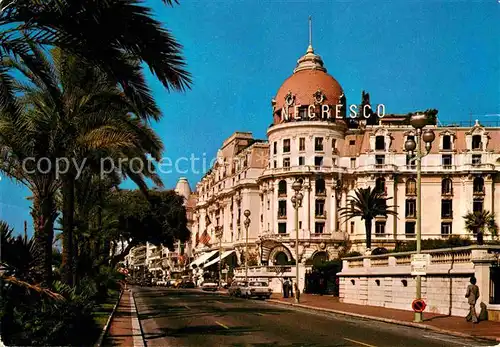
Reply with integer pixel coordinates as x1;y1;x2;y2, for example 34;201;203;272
190;250;218;268
203;250;235;268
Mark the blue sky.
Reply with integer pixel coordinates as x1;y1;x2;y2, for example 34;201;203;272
1;0;499;236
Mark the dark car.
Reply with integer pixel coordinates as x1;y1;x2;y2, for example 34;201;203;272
180;279;195;288
228;281;247;297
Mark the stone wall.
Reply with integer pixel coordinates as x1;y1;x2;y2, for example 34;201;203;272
338;246;500;320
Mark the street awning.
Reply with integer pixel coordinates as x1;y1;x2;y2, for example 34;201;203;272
203;250;235;268
190;250;218;268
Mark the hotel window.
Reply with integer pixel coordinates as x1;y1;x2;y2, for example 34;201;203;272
315;222;325;234
472;154;482;166
278;200;287;218
273;141;277;155
332;158;337;166
349;140;355;146
375;177;386;194
267;200;270;210
473;199;483;212
283;139;291;153
350;221;355;234
278;180;287;196
441;178;452;195
442;154;452;169
332;138;337;152
299;108;307;119
375;221;386;235
441;200;453;219
298;156;305;166
316;178;326;195
315;137;324;151
375;136;385;151
406;154;416;169
443;135;452;150
375;155;385;166
278;223;287;234
350;158;356;168
405;199;416;218
273;160;277;168
406;178;417;196
405;221;416;236
299;137;306;151
283;157;290;168
472;135;482;150
314;156;323;167
473;177;484;194
441;222;452;236
315;199;325;217
299;221;302;229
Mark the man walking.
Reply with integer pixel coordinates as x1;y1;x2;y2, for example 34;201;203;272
283;278;290;298
465;276;480;323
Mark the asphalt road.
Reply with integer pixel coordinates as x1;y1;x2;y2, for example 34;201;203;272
133;287;495;347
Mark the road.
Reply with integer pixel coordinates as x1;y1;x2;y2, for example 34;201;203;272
133;287;495;347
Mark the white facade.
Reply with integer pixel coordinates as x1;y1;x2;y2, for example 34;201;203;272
186;42;500;292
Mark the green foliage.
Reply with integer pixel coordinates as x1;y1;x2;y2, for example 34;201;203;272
463;210;498;244
394;236;473;252
313;259;342;272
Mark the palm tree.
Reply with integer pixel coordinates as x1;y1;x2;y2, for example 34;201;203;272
338;186;398;250
1;46;164;285
463;210;498;245
0;0;191;120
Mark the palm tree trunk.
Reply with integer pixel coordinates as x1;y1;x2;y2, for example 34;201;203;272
33;194;55;286
61;174;75;286
477;228;484;245
365;218;373;250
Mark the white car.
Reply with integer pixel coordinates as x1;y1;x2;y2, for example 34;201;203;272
201;280;218;291
241;281;273;299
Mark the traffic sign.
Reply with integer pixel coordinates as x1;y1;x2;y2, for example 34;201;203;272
411;299;426;313
411;254;430;276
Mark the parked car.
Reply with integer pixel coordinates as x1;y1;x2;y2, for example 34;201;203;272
180;279;195;288
201;280;218;291
228;281;247;297
240;281;272;299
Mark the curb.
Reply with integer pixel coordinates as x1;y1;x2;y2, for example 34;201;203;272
95;289;124;347
267;299;500;343
131;289;146;347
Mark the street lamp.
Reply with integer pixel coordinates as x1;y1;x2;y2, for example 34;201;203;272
243;210;251;282
215;226;223;288
404;113;435;323
291;179;304;303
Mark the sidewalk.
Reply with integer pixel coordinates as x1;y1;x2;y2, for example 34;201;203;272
103;289;144;347
269;293;500;342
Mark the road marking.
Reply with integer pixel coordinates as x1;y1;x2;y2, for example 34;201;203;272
184;305;190;309
215;300;225;305
215;321;229;329
344;338;377;347
129;291;145;347
255;312;265;316
422;335;468;345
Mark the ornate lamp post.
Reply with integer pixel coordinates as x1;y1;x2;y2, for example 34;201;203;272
404;113;435;323
215;226;223;288
243;210;251;282
291;179;304;303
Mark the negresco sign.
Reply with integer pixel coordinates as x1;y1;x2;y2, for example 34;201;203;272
279;103;386;122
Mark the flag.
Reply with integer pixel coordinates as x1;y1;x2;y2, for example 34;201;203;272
200;230;211;245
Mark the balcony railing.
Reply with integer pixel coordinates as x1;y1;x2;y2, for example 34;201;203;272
473;187;486;195
277;213;287;220
315;211;327;219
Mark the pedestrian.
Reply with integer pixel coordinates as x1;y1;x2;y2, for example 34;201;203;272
465;276;480;323
283;278;289;298
289;278;294;298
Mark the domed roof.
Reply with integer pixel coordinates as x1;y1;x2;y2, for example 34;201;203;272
273;45;344;122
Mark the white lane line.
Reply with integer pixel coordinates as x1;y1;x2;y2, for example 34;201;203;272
422;334;473;346
129;291;145;347
184;305;190;309
215;321;230;329
255;312;265;316
344;337;377;347
214;300;225;305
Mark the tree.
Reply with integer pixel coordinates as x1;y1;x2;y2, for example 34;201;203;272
338;186;398;250
105;189;191;267
463;210;498;245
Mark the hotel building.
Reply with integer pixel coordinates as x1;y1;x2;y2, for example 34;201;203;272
178;41;500;289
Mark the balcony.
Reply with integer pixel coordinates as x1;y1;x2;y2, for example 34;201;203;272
315;189;327;197
311;233;331;239
315;211;327;219
473;187;486;196
277;213;287;220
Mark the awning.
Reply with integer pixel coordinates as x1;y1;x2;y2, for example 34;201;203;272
190;250;218;268
203;250;235;268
